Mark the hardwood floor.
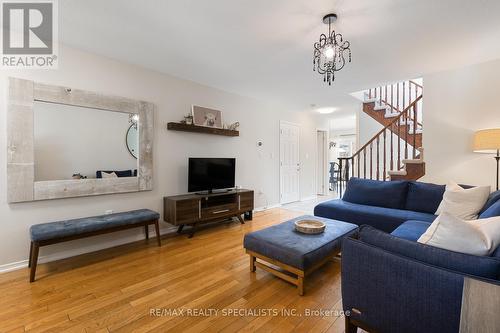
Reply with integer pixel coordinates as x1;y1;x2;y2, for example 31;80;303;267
0;208;350;333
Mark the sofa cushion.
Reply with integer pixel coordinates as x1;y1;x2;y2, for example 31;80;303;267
404;181;445;214
493;246;500;258
30;209;160;241
342;177;408;209
358;225;500;279
391;220;431;241
436;182;491;220
96;170;133;178
314;199;436;233
480;199;500;219
481;190;500;214
418;213;500;256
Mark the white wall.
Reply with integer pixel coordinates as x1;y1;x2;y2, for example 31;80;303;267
422;58;500;187
357;110;383;151
0;45;320;270
34;102;137;180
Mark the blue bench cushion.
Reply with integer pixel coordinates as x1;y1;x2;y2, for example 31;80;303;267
243;215;357;270
314;199;437;233
404;181;445;214
342;178;408;209
30;209;160;242
359;225;500;279
391;220;431;241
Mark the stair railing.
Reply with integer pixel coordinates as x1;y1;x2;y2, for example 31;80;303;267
338;95;423;195
368;80;423;118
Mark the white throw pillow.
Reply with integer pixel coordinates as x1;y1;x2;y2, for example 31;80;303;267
435;181;490;220
101;171;118;178
418;213;500;256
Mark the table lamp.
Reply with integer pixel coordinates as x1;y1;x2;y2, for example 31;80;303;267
473;129;500;190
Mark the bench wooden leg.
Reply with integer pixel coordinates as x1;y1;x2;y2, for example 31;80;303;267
154;220;161;247
28;241;33;268
144;225;149;239
250;254;256;272
29;242;39;282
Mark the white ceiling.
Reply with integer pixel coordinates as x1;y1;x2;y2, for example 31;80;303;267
59;0;500;110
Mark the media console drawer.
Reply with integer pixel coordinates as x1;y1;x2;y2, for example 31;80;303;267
202;203;238;219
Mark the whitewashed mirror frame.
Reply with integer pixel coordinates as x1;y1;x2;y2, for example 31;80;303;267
7;77;155;203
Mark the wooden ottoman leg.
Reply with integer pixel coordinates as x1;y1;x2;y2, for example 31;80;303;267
297;275;304;296
250;254;256;272
29;242;39;283
144;225;149;239
154;220;161;247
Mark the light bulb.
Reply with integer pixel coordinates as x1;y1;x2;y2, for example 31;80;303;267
324;46;334;59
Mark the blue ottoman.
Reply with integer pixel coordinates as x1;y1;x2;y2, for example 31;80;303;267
243;215;357;295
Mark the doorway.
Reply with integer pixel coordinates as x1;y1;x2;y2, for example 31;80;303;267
280;121;300;204
316;130;328;195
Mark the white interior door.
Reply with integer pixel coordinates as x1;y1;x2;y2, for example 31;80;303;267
280;122;300;204
317;130;327;195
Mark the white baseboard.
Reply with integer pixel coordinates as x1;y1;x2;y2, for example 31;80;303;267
0;225;177;274
0;260;28;273
254;203;281;212
300;195;318;202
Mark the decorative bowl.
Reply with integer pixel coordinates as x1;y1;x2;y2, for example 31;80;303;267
294;219;326;234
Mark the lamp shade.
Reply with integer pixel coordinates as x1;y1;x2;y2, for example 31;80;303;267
473;129;500;153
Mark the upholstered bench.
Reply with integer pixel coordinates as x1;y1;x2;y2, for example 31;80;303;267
243;215;357;295
28;209;160;282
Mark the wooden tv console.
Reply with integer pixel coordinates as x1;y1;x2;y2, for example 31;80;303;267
163;189;254;237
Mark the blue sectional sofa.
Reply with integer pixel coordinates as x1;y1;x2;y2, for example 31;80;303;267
314;177;500;233
342;226;500;333
314;178;500;333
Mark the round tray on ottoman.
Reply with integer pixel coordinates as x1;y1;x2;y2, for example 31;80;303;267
294;219;326;234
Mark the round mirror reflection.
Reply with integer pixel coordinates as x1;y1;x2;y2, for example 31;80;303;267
126;124;138;159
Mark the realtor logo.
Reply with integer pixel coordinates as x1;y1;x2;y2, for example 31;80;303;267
1;0;58;68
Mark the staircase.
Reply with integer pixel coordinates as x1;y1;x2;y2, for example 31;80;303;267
339;80;424;191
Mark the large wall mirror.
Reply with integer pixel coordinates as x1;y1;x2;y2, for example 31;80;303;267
7;78;154;202
126;122;139;159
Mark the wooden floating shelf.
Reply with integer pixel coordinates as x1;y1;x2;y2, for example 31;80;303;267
167;122;239;137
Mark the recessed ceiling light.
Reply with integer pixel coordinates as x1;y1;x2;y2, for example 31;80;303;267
317;107;337;114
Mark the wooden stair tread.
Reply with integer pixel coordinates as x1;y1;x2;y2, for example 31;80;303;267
387;170;407;176
402;159;424;164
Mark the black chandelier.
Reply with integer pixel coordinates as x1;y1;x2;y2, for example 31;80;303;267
313;13;351;85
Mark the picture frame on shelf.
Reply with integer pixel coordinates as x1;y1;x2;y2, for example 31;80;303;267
192;105;223;128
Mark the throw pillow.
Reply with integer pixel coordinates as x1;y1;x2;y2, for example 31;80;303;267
418;213;500;256
435;181;490;219
101;171;118;178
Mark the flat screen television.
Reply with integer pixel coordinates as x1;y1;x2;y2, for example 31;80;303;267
188;158;236;193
